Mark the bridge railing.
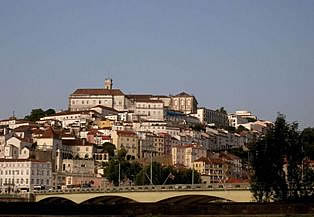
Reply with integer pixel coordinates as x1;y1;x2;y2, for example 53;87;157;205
34;183;250;195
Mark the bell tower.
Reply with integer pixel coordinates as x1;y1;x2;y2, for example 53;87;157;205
104;78;113;90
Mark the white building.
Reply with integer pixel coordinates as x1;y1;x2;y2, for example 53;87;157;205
191;107;228;128
228;114;248;128
235;111;257;120
40;110;101;129
134;100;165;121
0;159;52;193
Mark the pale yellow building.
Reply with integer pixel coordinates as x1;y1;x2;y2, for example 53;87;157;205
193;157;228;184
95;119;114;129
111;130;139;159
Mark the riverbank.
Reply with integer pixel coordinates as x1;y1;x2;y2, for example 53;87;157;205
0;202;313;216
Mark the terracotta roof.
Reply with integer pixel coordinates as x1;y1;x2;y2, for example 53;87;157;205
0;159;50;163
38;127;60;139
117;130;137;137
174;92;192;97
87;129;104;136
208;157;225;164
194;157;211;164
135;99;163;103
14;126;29;131
127;94;153;100
44;110;96;118
91;105;118;113
220;152;240;161
71;88;124;96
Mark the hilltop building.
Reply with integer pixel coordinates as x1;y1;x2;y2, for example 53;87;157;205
68;78;132;112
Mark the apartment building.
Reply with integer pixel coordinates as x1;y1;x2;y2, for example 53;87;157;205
193;157;228;184
134;99;165;121
0;159;52;192
172;144;206;168
111;130;139;159
191;107;228;128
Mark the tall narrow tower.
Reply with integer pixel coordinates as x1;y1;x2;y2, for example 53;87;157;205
104;78;113;90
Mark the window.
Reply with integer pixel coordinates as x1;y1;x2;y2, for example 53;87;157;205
26;179;28;184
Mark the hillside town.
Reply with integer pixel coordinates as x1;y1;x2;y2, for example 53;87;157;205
0;78;273;193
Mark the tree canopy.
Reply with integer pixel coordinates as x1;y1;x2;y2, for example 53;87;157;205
250;114;314;202
216;107;227;114
24;108;56;122
102;142;116;158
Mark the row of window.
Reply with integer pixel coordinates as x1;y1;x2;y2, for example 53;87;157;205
136;110;163;115
0;169;50;176
0;178;50;185
136;104;163;109
72;99;111;105
72;99;123;106
0;163;50;169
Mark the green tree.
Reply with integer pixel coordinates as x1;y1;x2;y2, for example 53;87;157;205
104;147;142;186
135;163;201;186
24;108;56;122
216;107;227;114
45;108;56;116
301;128;314;160
102;142;116;158
250;114;306;202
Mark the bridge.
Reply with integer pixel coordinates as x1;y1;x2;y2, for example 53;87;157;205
35;183;253;205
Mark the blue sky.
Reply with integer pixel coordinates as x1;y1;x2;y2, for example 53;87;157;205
0;1;313;128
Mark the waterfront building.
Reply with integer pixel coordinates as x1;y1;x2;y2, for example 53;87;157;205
0;159;52;193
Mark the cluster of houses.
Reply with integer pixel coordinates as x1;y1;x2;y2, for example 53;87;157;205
0;78;272;193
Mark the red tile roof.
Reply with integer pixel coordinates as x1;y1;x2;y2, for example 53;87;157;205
0;159;50;163
117;130;137;137
71;89;124;96
135;99;164;103
38;127;60;139
91;105;118;113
